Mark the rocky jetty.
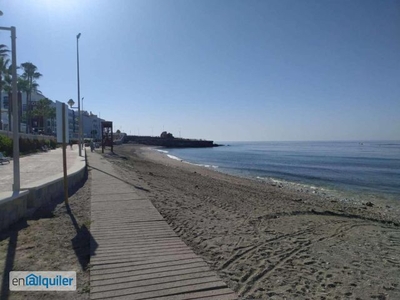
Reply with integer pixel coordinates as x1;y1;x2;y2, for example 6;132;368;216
124;135;220;148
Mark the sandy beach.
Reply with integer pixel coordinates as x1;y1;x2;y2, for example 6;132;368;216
103;144;400;300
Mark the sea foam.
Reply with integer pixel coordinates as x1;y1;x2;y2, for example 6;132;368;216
167;154;181;161
157;150;169;154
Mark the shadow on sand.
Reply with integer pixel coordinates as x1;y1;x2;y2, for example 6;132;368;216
88;164;150;193
67;204;98;271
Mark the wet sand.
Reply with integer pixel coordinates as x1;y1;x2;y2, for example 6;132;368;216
104;144;400;300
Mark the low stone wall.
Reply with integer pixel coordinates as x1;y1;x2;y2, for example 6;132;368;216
23;159;86;209
0;191;29;232
0;152;86;232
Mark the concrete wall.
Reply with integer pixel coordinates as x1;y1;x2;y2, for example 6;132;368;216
0;153;86;232
23;159;86;209
0;191;29;232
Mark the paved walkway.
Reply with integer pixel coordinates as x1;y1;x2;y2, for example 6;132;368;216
0;147;83;192
87;151;237;300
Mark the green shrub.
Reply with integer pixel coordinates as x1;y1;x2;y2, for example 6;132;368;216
1;135;57;156
0;134;12;156
49;139;57;149
32;139;41;152
19;137;28;153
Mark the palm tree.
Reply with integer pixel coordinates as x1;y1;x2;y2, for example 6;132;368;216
32;98;53;132
48;106;56;135
20;62;42;133
0;44;9;58
0;55;10;130
17;77;29;131
2;72;12;131
2;68;30;132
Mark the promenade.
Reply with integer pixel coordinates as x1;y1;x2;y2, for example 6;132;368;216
87;151;237;300
0;147;82;192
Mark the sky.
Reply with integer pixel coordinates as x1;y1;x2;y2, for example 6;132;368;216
0;0;399;141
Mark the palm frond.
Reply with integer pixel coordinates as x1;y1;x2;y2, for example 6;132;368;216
0;44;9;58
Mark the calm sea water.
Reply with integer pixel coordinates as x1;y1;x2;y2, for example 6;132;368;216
159;141;400;201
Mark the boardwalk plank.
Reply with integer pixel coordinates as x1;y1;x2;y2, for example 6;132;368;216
90;258;206;276
91;271;218;293
91;262;209;282
91;279;227;299
151;289;238;300
88;152;237;300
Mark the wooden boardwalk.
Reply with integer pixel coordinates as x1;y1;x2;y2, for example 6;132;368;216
88;152;237;300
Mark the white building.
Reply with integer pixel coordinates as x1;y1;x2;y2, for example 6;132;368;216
82;111;105;141
66;110;105;141
1;90;106;141
0;90;48;131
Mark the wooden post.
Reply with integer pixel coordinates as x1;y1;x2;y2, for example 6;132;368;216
101;122;104;153
62;104;68;205
111;123;113;153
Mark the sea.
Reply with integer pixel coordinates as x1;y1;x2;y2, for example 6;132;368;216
156;141;400;203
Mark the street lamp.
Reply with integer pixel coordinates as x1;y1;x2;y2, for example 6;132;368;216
0;24;20;191
76;32;82;156
81;97;84;140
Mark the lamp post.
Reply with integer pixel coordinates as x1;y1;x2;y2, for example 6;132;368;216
76;33;82;156
0;24;20;191
81;97;84;141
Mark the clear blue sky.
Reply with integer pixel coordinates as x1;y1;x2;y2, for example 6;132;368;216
1;0;399;141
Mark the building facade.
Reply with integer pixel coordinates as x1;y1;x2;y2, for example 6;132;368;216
81;111;104;141
0;90;49;132
1;90;105;141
